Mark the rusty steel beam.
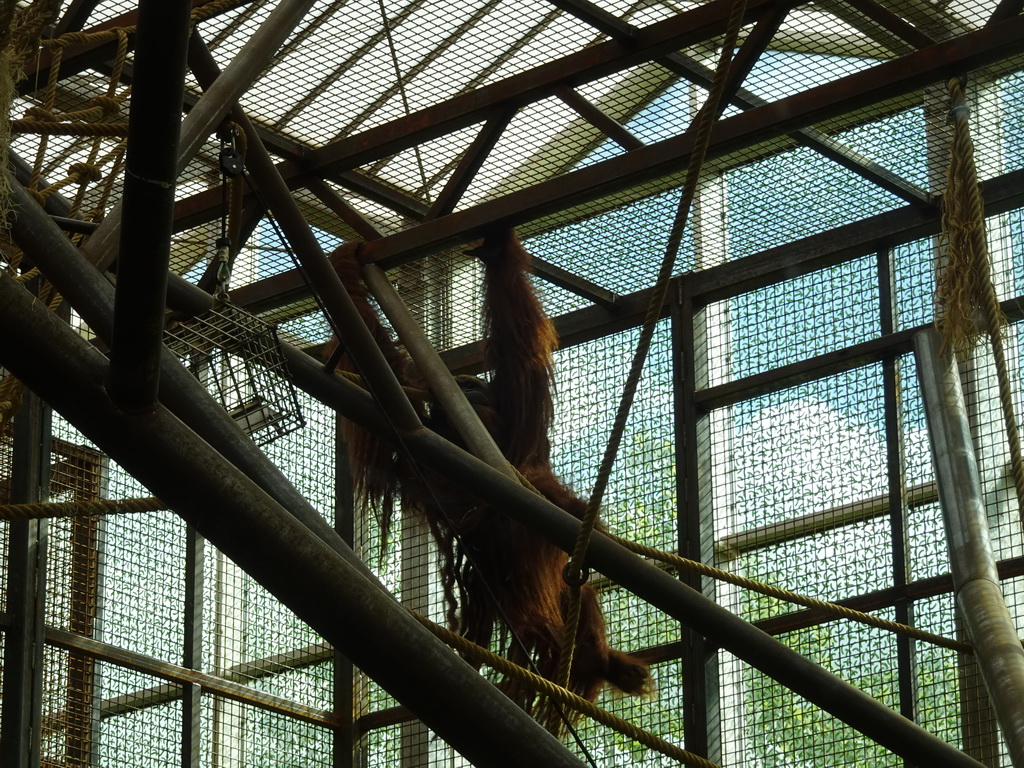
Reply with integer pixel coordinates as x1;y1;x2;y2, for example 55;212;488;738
555;86;645;151
425;105;516;220
54;0;103;35
169;0;802;233
304;178;386;241
196;13;1023;313
841;0;936;48
358;15;1024;269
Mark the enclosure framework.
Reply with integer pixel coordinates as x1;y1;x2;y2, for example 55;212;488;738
2;0;1024;765
0;180;988;768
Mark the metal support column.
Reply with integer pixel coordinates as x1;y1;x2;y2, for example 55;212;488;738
879;249;918;734
182;526;204;768
83;0;321;271
108;0;192;412
915;329;1024;765
675;280;717;761
333;421;355;768
0;392;51;767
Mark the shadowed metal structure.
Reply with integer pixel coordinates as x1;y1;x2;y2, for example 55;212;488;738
2;0;1024;766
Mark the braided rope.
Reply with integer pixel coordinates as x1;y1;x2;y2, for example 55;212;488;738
0;373;25;428
10;119;127;136
0;496;164;520
408;610;720;767
503;463;967;652
937;77;1024;522
557;0;750;691
605;533;970;653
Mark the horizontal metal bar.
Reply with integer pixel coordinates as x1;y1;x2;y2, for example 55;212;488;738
45;627;337;727
695;331;916;412
716;482;937;556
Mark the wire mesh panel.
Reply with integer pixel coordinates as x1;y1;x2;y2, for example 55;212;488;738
707;257;882;383
93;665;183;768
711;365;892;618
180;389;339;761
551;321;675;550
717;619;902;768
201;694;333;767
0;418;11;611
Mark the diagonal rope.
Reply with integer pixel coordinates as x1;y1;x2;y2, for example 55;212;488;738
556;0;750;692
603;532;971;653
409;609;721;767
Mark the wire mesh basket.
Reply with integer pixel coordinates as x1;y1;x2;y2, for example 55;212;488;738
165;302;305;447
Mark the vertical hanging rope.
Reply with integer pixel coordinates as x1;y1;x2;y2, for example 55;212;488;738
936;76;1024;522
554;0;749;693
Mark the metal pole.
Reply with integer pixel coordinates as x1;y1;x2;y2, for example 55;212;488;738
0;392;50;767
107;0;193;412
82;0;321;272
362;263;518;478
185;34;423;434
915;329;1024;765
0;271;589;768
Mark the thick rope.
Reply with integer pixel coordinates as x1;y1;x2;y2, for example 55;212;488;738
557;0;750;691
408;610;720;767
0;373;24;429
936;77;1024;523
10;118;127;136
504;459;967;653
0;496;164;520
604;532;971;654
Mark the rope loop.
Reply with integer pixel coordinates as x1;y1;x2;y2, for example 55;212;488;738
561;562;590;587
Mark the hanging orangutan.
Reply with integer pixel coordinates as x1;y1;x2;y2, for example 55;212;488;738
326;231;651;733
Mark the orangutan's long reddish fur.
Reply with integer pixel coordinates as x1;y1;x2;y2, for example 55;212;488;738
326;234;651;733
